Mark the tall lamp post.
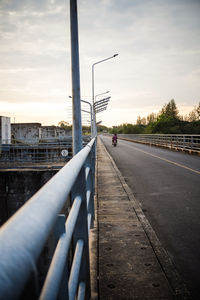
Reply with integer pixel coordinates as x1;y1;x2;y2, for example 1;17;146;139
92;54;118;135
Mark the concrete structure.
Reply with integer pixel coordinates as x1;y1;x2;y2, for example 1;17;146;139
0;169;59;226
11;123;41;144
0;116;11;144
40;126;71;140
11;123;72;144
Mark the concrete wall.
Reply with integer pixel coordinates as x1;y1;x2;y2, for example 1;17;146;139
0;170;57;225
0;116;11;144
0;169;71;226
11;123;41;143
40;126;72;139
11;123;72;143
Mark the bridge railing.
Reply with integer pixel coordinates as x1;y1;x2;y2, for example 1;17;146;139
117;134;200;152
0;137;96;300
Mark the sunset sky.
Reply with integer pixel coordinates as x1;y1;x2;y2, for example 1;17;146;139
0;0;200;126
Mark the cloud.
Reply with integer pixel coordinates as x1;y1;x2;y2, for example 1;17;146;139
0;0;200;125
0;0;70;108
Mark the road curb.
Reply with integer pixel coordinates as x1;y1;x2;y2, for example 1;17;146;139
99;136;193;300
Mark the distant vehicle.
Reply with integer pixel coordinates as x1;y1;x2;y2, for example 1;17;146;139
112;133;117;147
112;139;117;147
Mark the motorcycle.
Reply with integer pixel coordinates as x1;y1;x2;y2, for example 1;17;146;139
112;139;117;147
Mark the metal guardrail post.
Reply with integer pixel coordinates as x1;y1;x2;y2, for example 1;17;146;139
191;136;194;147
183;135;186;149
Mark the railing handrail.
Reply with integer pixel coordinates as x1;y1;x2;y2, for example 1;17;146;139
116;133;200;137
111;134;200;152
0;137;96;299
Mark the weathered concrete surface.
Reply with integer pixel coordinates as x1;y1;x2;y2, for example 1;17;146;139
95;137;192;300
0;165;64;225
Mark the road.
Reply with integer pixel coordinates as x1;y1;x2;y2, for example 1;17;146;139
100;135;200;300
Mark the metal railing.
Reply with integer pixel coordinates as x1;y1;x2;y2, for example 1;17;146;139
0;136;91;163
0;142;73;163
0;137;96;300
117;134;200;152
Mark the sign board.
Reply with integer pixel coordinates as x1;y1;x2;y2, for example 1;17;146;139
61;149;69;157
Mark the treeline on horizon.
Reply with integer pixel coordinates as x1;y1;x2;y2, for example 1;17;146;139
99;99;200;135
58;100;200;135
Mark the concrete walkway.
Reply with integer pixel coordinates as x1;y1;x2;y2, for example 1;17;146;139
91;137;192;300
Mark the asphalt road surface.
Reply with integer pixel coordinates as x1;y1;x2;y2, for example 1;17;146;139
100;135;200;300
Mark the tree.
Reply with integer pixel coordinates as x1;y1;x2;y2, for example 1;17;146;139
161;99;179;119
187;110;198;122
58;121;71;129
186;102;200;122
147;113;157;124
136;116;146;125
150;100;181;133
196;102;200;120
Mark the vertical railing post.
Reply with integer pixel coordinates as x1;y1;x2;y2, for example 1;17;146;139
191;135;193;149
70;0;82;155
183;135;186;149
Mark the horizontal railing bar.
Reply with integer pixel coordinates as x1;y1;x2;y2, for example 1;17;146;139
0;138;95;300
77;282;86;300
68;240;84;300
39;196;82;300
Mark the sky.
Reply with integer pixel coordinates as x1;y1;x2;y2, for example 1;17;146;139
0;0;200;127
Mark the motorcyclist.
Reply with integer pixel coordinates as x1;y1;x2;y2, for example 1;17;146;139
112;133;117;145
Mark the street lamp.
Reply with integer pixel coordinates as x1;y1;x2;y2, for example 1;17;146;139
92;54;118;135
95;90;109;102
69;96;94;137
94;96;110;107
95;107;107;114
92;54;118;106
94;96;110;111
80;99;93;136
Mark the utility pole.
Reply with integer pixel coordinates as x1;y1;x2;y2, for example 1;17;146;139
70;0;82;155
69;2;91;299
